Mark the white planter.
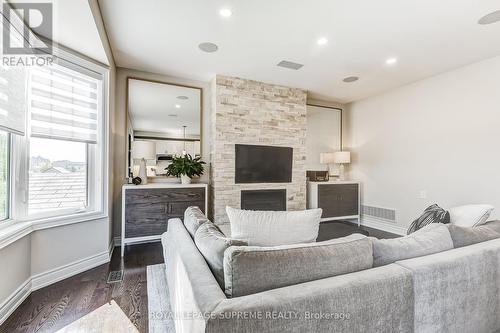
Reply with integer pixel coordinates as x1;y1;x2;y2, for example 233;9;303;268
180;175;192;184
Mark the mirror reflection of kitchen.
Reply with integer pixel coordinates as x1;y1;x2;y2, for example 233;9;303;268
127;78;202;180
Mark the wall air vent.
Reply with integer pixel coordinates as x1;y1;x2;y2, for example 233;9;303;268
362;205;396;222
277;60;304;70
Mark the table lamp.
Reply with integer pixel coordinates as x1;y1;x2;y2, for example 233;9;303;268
132;141;156;184
333;151;351;181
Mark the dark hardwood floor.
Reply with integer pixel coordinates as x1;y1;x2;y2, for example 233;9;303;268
1;222;397;333
0;243;164;333
317;220;399;241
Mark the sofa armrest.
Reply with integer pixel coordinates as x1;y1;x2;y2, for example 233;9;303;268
162;218;226;333
206;264;414;333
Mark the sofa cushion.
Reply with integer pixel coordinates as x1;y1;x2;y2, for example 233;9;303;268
223;234;373;298
407;204;450;235
194;221;247;289
372;224;454;267
447;222;500;248
226;206;322;246
448;204;494;227
183;206;208;238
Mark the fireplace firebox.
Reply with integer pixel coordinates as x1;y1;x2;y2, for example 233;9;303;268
240;189;287;211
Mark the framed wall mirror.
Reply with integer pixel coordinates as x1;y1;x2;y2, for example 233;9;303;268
126;78;202;180
305;104;342;176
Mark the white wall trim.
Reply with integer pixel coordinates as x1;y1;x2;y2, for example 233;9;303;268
0;279;31;326
0;213;108;251
114;236;121;247
31;250;110;291
0;249;112;325
358;216;407;236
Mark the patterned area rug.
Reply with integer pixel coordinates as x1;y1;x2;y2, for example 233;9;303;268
147;263;176;333
55;300;138;333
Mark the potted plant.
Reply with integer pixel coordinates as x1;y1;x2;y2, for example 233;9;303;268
165;154;206;184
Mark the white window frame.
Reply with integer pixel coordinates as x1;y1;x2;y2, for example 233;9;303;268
0;131;11;222
0;45;109;232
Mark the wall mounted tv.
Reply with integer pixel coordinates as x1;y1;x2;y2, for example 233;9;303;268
235;144;293;183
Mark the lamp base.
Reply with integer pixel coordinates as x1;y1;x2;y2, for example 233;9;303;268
138;158;148;185
338;164;346;181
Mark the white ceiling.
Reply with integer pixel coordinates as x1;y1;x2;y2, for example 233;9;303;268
8;0;109;65
99;0;500;103
128;79;201;138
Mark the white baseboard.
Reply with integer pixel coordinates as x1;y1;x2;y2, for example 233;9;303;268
0;250;112;325
31;250;110;291
0;279;31;326
347;217;407;236
113;236;121;247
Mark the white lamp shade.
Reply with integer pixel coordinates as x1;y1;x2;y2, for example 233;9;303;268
333;151;351;164
320;152;335;164
132;141;156;160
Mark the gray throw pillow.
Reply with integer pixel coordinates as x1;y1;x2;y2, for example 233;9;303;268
194;221;247;289
407;204;450;235
372;224;454;267
183;206;208;238
447;223;500;248
223;234;373;298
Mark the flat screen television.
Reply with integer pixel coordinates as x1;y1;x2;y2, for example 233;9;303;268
235;144;293;183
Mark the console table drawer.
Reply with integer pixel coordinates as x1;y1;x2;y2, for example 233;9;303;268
125;202;167;238
167;200;205;218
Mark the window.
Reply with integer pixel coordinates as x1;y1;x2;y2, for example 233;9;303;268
0;52;106;225
0;6;107;230
26;63;101;218
0;131;8;220
28;137;87;214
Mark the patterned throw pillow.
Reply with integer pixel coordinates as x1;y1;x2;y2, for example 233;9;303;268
407;204;450;235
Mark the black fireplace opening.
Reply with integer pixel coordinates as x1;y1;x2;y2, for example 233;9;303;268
241;189;286;211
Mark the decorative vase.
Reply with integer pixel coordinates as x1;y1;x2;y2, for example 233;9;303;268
180;175;191;184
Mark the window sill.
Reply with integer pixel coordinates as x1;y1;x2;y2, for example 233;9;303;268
0;211;108;250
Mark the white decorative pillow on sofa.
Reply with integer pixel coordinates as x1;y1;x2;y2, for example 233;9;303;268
448;204;494;227
226;206;322;246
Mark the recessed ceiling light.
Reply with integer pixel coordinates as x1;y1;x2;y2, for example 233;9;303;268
168;114;178;117
343;76;359;83
219;8;232;18
175;104;181;108
317;37;328;46
385;57;398;65
478;10;500;25
198;42;218;53
177;95;188;100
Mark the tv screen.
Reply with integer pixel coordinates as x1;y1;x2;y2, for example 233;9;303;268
235;144;293;183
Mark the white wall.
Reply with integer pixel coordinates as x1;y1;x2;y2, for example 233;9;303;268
346;55;500;230
113;68;211;239
0;237;30;310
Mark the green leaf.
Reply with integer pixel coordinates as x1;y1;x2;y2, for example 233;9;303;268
165;154;206;178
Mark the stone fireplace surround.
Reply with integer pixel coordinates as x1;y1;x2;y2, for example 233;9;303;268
210;75;307;224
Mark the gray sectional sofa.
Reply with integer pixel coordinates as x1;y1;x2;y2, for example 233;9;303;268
161;209;500;333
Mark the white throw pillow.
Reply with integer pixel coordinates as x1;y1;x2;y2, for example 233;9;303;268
448;204;494;227
226;206;322;246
